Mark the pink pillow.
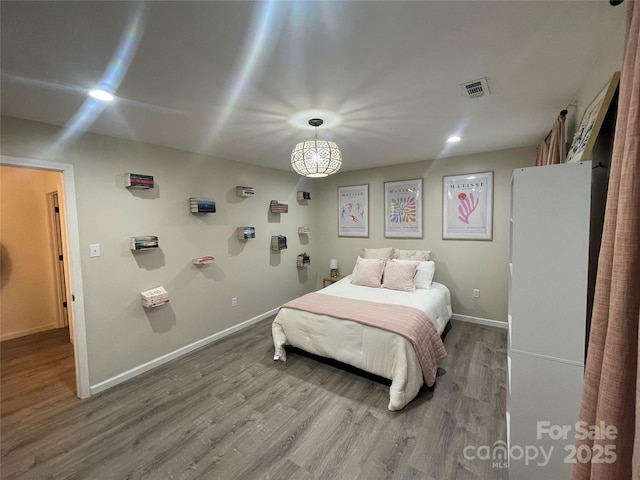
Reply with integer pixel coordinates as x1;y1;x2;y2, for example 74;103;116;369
382;260;419;292
351;257;386;288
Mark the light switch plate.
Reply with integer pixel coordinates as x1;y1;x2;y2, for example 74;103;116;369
90;244;101;257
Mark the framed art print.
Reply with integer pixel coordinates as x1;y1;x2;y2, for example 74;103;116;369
443;171;493;240
338;184;369;237
384;178;423;238
566;71;619;163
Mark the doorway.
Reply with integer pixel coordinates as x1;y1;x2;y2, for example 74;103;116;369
47;191;71;335
0;156;89;398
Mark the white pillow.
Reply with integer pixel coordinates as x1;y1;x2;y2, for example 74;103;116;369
351;257;386;287
393;259;435;289
363;247;393;259
382;260;418;292
393;249;431;261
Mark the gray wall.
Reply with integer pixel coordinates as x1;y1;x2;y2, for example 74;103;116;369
312;147;535;322
0;6;624;385
1;116;318;385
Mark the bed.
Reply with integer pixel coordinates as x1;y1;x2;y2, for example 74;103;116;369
272;255;452;411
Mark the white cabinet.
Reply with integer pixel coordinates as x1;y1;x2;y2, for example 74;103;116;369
508;162;591;479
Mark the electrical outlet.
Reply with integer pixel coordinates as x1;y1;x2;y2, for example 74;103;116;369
231;297;238;307
473;289;480;298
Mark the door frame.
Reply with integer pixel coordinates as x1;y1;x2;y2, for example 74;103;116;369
1;155;90;398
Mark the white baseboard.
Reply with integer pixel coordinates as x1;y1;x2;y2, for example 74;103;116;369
451;313;508;329
0;323;59;342
90;308;278;395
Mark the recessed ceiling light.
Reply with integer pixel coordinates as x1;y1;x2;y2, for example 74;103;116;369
447;135;462;143
88;89;115;102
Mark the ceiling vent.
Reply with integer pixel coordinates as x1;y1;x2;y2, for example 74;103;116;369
460;77;490;99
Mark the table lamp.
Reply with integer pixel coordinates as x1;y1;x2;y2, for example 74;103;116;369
329;259;339;277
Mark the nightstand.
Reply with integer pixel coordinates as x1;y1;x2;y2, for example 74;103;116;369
323;275;345;288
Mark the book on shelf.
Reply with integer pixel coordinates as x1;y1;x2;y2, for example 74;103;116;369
270;200;288;213
297;253;311;267
271;235;287;250
237;227;256;240
297;191;311;201
298;226;311;234
236;186;255;197
125;173;154;189
140;286;169;308
130;236;159;250
190;197;216;213
192;256;215;265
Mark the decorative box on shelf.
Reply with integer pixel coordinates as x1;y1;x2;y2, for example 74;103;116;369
236;186;255;197
297;253;310;267
237;227;256;240
130;236;159;250
271;235;287;251
125;173;154;189
270;200;288;213
297;191;311;201
192;256;215;265
298;226;311;235
190;197;216;213
141;286;169;308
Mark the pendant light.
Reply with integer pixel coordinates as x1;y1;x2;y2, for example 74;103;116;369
291;118;342;177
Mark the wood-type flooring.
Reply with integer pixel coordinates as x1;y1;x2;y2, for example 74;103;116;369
1;319;507;480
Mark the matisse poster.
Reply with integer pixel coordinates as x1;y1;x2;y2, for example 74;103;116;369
443;171;493;240
338;184;369;237
384;179;423;238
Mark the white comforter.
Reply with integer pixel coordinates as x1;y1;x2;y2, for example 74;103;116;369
272;277;452;410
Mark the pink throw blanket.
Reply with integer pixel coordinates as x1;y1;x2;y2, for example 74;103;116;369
281;293;447;386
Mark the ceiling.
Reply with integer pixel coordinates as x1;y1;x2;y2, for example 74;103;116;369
0;1;625;173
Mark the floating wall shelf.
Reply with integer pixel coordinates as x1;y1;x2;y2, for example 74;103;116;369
298;226;311;235
271;235;287;251
297;253;311;267
141;286;169;308
236;186;255;197
130;236;159;250
190;197;216;213
297;191;311;201
237;227;256;240
192;256;215;265
125;173;154;189
270;200;288;213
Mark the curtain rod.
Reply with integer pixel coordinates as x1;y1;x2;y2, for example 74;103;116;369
543;105;574;142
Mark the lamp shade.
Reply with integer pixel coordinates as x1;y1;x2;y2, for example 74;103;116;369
291;139;342;177
329;258;338;269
